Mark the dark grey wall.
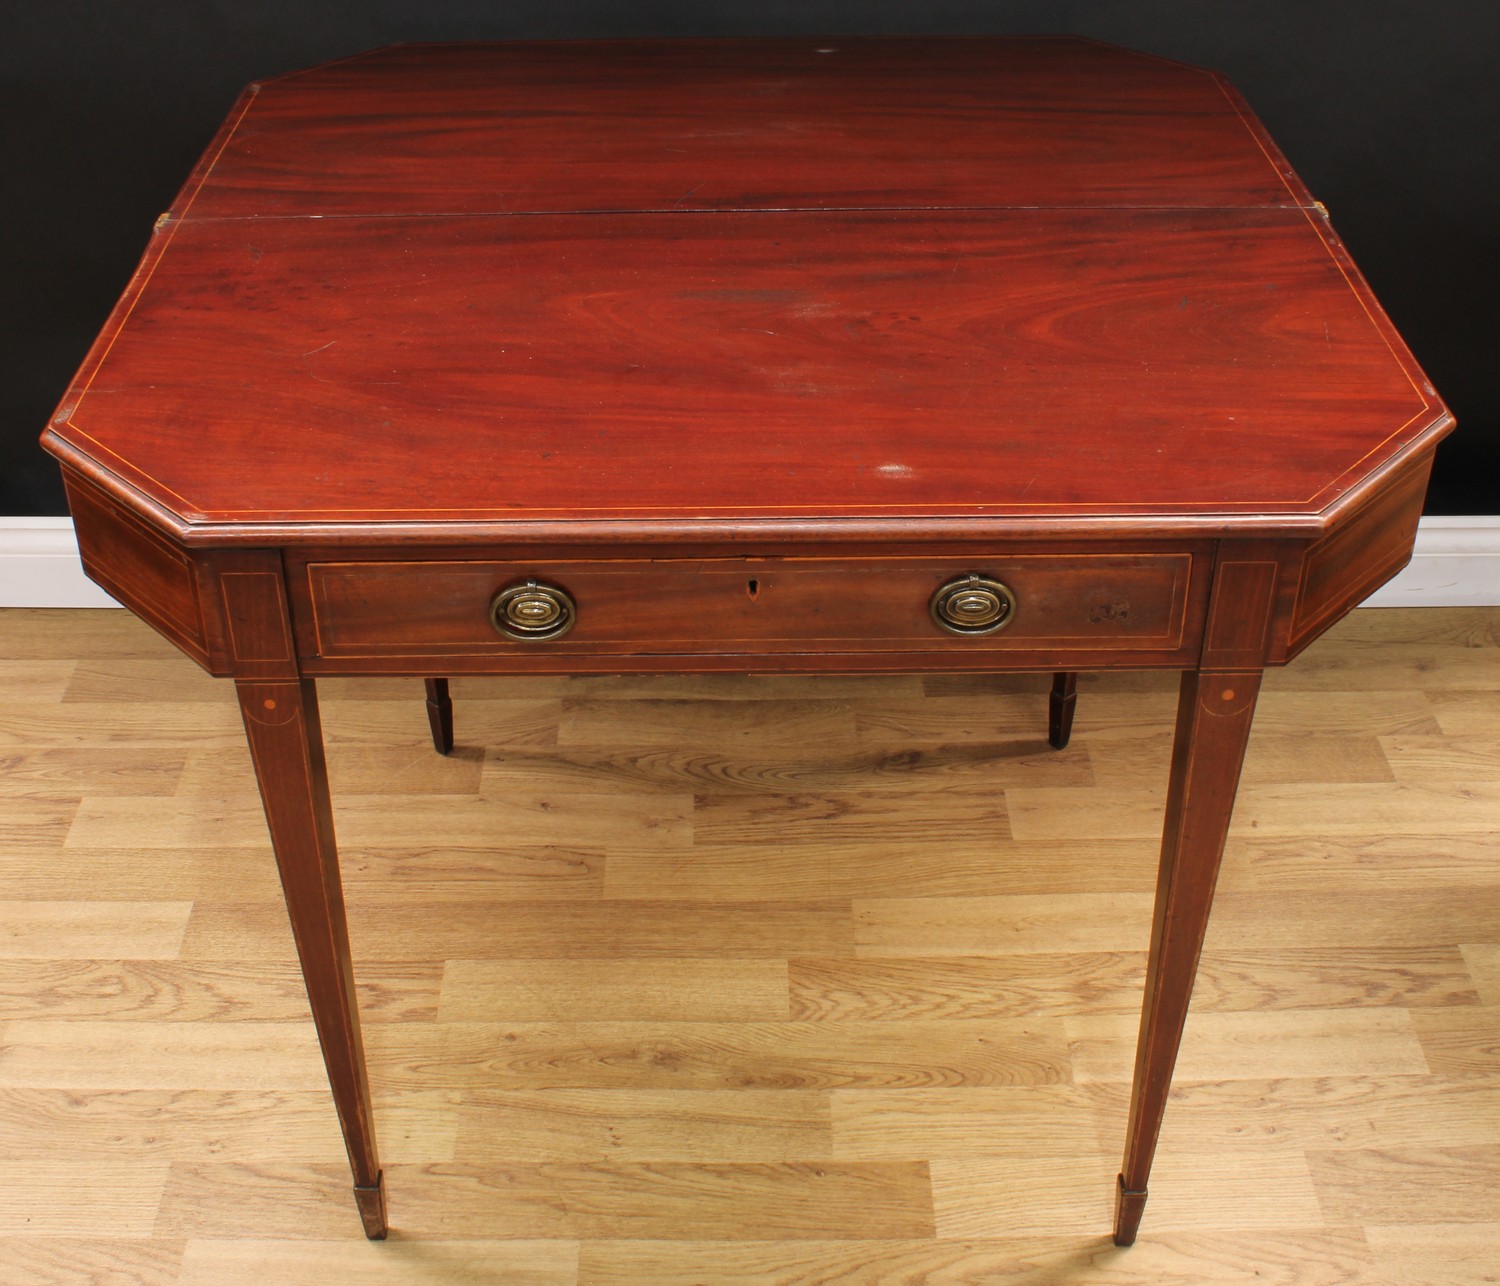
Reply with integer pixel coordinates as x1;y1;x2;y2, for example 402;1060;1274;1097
5;1;1495;515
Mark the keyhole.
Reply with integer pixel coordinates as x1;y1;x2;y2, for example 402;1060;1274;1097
747;578;760;599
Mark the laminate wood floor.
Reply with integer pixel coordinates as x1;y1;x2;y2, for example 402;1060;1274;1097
2;606;1498;1285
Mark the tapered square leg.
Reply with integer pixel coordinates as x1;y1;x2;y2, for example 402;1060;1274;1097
238;677;386;1239
1048;671;1079;748
423;677;454;754
1114;667;1262;1245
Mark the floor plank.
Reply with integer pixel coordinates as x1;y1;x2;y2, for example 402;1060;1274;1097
177;1238;577;1286
438;958;790;1023
0;900;189;959
454;1088;832;1162
0;1237;185;1286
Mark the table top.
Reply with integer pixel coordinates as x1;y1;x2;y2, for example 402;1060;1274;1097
44;38;1451;547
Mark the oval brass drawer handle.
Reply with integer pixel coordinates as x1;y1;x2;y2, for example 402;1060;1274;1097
490;579;576;641
930;574;1017;636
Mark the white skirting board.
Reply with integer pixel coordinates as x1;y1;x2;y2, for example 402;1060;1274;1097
1;519;120;608
1;515;1497;609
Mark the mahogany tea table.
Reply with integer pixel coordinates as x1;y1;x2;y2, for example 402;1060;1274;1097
42;38;1453;1243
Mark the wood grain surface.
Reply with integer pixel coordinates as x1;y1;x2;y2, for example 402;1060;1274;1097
3;604;1498;1282
42;37;1451;546
181;39;1312;218
50;209;1438;533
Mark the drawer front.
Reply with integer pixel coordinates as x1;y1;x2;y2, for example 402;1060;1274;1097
303;553;1200;660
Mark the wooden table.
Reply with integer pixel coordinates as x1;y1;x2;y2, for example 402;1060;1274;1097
42;38;1453;1244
